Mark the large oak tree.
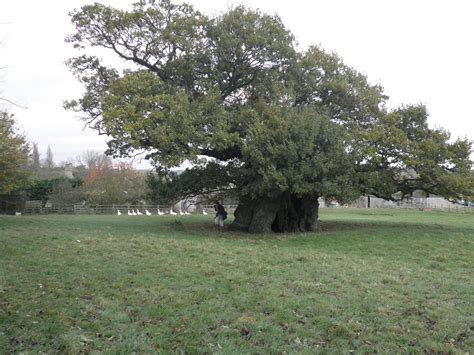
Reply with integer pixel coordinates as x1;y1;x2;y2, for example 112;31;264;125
66;0;472;232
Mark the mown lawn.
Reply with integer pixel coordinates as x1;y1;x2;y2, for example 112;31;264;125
0;209;473;353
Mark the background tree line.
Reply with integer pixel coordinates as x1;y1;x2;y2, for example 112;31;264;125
0;117;149;206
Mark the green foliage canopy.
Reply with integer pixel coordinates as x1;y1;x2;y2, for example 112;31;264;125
0;111;31;194
66;0;472;205
26;177;83;204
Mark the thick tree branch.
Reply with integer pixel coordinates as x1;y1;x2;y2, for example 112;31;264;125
199;146;243;161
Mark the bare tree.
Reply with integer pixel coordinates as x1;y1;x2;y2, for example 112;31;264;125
0;23;26;109
76;150;112;171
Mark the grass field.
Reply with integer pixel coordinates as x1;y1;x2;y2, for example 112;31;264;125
0;209;473;353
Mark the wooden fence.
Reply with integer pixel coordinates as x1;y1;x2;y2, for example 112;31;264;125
23;202;238;215
18;200;473;215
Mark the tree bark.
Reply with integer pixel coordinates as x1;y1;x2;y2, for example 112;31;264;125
230;193;319;233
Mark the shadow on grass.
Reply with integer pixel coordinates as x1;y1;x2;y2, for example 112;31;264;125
165;217;474;253
2;213;471;244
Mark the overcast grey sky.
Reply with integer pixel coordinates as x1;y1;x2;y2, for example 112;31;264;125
1;0;473;166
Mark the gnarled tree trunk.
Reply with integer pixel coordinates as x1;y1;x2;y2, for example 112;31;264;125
230;193;319;233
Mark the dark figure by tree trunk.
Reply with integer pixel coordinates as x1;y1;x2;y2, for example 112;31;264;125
214;201;227;230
